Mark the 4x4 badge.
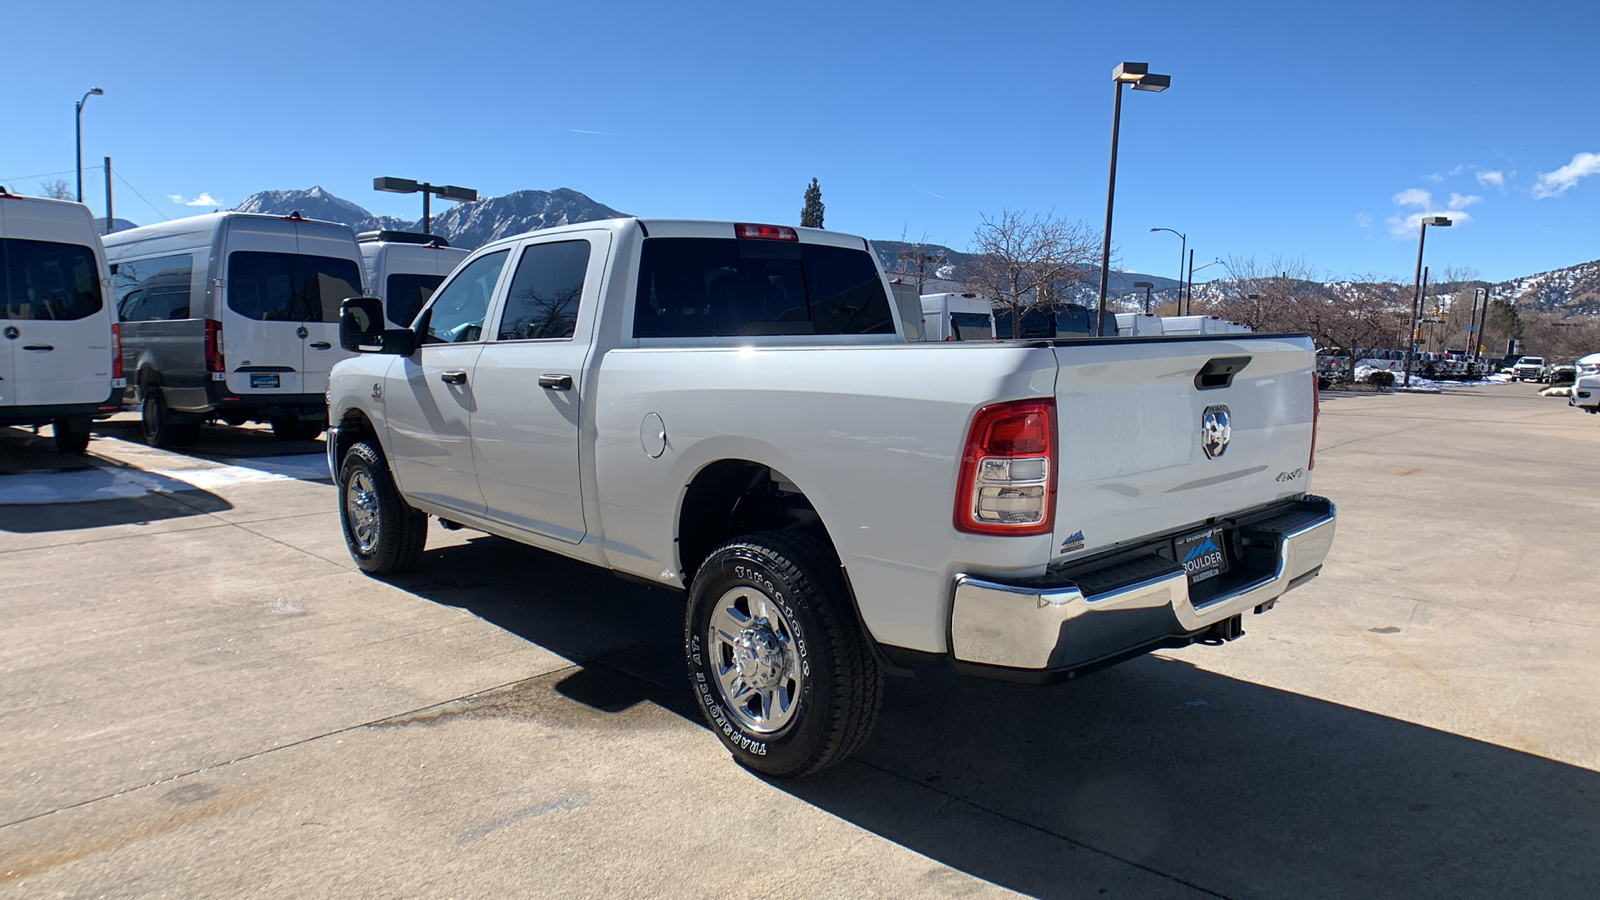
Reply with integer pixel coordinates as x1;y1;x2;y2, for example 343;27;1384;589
1201;405;1231;459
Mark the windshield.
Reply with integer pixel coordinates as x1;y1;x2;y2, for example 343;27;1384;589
227;251;363;323
386;272;445;327
633;237;894;338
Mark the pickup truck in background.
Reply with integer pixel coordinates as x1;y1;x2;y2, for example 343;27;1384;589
326;218;1336;776
1512;356;1548;382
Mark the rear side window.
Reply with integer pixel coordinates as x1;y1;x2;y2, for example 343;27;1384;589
113;254;193;322
1;238;103;321
385;273;444;327
496;240;591;341
633;238;894;338
226;252;363;323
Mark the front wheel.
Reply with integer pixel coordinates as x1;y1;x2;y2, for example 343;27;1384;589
338;440;427;575
52;419;91;454
686;530;883;777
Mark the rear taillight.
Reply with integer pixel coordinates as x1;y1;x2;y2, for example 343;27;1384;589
111;323;123;380
1309;375;1320;471
734;223;798;241
204;319;225;373
954;399;1057;536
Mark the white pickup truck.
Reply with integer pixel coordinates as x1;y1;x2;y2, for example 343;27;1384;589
326;218;1336;776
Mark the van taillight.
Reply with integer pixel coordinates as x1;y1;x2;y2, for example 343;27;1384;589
205;320;225;373
111;323;123;380
954;399;1057;536
1309;376;1320;471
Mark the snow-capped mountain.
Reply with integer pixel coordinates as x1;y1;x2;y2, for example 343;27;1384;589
1490;260;1600;316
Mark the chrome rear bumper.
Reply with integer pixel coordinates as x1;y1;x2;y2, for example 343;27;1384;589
949;496;1336;672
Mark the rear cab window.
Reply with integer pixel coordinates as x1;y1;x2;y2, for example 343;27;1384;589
1;238;103;320
633;237;894;338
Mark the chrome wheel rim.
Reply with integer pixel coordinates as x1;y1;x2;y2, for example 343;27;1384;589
705;584;802;734
345;470;379;553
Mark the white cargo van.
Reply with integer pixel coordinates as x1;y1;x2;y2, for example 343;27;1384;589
920;292;994;341
1115;313;1165;336
104;212;364;445
0;189;124;452
357;231;470;329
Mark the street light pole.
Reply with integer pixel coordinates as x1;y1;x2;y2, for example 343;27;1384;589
74;87;104;203
1133;281;1154;314
1096;62;1170;336
1149;226;1185;315
1403;216;1451;388
374;177;479;235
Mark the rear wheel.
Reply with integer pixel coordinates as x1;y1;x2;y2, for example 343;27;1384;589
140;389;197;448
338;440;427;575
51;419;91;454
685;530;883;777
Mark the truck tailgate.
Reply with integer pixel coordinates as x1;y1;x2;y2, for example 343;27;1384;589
1050;334;1316;562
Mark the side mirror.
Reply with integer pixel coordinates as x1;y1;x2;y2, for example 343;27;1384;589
340;297;417;355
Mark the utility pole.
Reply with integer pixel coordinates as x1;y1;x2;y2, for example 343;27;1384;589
103;157;114;234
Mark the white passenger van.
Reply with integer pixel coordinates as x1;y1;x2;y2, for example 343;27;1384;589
1115;312;1165;336
357;231;470;329
0;188;124;452
920;292;994;341
103;212;363;445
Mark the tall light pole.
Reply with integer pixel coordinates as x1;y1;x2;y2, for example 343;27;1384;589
1403;215;1451;387
1133;280;1154;314
374;177;479;235
1096;62;1170;336
1189;259;1223;313
1149;226;1185;314
75;87;104;203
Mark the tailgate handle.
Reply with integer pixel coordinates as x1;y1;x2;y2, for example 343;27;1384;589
1195;356;1252;390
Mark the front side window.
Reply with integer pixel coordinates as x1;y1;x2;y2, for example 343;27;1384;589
227;252;362;323
496;240;591;341
385;273;444;328
421;249;508;344
1;238;103;321
112;253;193;322
633;238;894;338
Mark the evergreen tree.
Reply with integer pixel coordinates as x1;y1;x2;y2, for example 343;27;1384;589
801;178;825;228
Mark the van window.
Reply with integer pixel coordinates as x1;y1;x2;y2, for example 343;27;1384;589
495;240;590;341
633;238;894;338
113;254;193;321
385;273;445;328
1;238;103;321
420;249;509;344
226;252;363;322
949;312;993;341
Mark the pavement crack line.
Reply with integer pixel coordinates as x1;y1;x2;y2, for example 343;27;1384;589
852;757;1235;899
0;667;580;833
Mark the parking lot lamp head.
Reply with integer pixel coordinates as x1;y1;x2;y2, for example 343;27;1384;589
1098;63;1171;336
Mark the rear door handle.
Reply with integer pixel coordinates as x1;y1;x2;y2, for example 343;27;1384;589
440;370;468;385
309;341;332;350
22;345;54;351
538;374;573;391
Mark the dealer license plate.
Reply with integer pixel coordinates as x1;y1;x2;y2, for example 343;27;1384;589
1175;527;1229;586
250;374;280;389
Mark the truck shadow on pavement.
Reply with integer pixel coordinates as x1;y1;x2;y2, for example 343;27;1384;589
391;534;1600;900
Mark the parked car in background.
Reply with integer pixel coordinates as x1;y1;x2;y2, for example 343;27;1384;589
1547;365;1577;387
104;211;364;445
1572;372;1599;413
1512;356;1547;382
0;188;124;452
357;231;469;329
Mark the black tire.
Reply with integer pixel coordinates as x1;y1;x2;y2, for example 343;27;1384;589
685;530;883;777
52;419;91;454
140;389;196;447
337;440;427;575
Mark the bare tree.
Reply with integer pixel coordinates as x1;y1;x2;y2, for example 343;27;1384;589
963;209;1099;335
1205;255;1319;333
1310;276;1411;377
37;178;73;201
887;228;946;294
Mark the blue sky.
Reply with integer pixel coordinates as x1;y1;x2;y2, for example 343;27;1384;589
5;0;1597;283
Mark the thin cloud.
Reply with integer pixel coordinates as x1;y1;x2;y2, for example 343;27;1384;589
1393;188;1432;208
169;192;220;206
1387;209;1473;239
918;188;945;200
1533;152;1600;198
1355;212;1372;228
1476;170;1505;188
569;128;611;135
1448;193;1481;210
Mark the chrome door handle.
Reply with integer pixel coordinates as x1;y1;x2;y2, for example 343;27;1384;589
538;374;573;391
440;370;468;385
309;341;332;350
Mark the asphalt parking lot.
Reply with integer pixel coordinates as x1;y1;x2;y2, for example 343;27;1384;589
3;386;1597;899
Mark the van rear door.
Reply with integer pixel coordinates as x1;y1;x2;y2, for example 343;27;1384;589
0;200;113;408
292;221;361;394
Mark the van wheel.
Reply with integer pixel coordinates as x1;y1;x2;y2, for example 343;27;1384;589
338;440;427;575
52;419;91;454
271;417;323;441
685;530;883;778
140;390;196;447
